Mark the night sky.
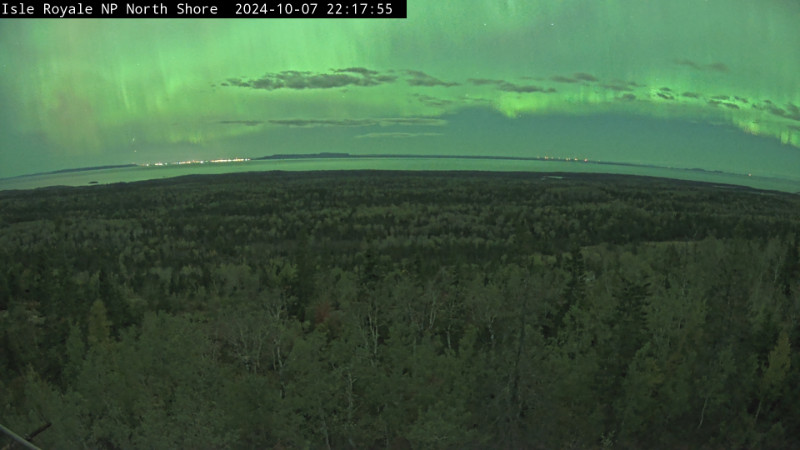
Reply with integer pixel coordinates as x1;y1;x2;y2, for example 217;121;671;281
1;0;799;181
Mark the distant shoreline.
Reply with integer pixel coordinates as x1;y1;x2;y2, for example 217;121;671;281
4;163;139;179
1;154;797;195
3;153;732;181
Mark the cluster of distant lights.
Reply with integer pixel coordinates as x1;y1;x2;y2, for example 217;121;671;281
542;156;590;162
138;156;590;166
140;158;250;167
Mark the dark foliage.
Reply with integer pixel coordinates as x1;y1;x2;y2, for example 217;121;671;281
1;171;799;448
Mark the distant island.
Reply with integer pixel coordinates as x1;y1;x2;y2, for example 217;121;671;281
254;152;352;160
44;164;138;175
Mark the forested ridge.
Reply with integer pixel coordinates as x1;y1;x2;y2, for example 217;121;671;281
1;171;799;449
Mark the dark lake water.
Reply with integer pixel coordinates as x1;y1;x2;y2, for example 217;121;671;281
1;158;798;193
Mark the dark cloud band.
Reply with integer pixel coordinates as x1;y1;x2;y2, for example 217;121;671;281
223;68;397;91
404;70;459;87
268;117;447;127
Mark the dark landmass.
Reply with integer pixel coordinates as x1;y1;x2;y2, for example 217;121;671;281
40;163;137;175
254;152;352;160
1;163;138;181
1;171;799;449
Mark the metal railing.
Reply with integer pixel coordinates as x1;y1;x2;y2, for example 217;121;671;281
0;422;50;450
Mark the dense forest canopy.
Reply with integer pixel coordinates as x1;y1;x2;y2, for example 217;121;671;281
1;171;799;448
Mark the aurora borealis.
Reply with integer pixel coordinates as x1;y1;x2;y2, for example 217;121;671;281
1;0;799;183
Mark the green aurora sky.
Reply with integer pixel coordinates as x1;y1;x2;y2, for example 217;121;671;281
1;0;799;181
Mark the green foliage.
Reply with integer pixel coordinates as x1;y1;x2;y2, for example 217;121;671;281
86;299;110;347
2;172;800;448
